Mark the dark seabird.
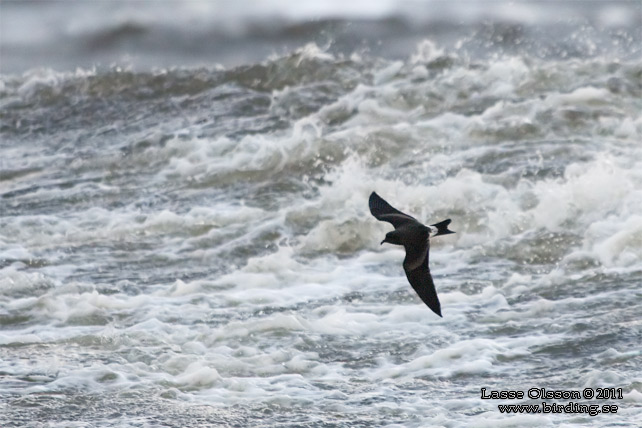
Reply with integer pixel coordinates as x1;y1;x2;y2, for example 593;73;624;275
369;191;455;317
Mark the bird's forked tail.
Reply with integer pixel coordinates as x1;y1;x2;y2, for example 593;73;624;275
430;219;455;236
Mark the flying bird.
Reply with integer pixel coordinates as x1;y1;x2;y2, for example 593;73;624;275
369;191;454;317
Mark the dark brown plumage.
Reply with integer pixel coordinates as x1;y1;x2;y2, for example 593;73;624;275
369;191;454;317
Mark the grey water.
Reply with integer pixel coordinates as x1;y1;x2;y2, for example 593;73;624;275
1;1;641;427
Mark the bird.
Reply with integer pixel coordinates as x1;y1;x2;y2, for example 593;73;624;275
368;191;455;317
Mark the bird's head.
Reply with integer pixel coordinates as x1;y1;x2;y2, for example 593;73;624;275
381;231;402;245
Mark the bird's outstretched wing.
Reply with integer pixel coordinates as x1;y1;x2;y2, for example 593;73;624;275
403;250;442;317
369;192;417;229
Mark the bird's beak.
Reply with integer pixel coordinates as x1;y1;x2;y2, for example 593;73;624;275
380;239;386;245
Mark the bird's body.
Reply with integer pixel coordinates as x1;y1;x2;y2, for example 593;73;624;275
368;191;454;317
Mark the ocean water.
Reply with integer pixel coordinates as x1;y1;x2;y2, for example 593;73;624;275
1;1;641;427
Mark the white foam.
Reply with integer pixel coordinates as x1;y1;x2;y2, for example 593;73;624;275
0;244;33;261
374;338;517;380
0;332;42;346
469;415;551;428
0;268;56;297
587;215;642;267
410;40;445;64
580;369;627;387
373;61;404;86
548;86;611;106
173;361;221;389
308;307;380;335
623;389;642;403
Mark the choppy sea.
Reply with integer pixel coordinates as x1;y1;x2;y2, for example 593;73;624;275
1;1;641;427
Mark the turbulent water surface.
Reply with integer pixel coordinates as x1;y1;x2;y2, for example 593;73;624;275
1;1;642;427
